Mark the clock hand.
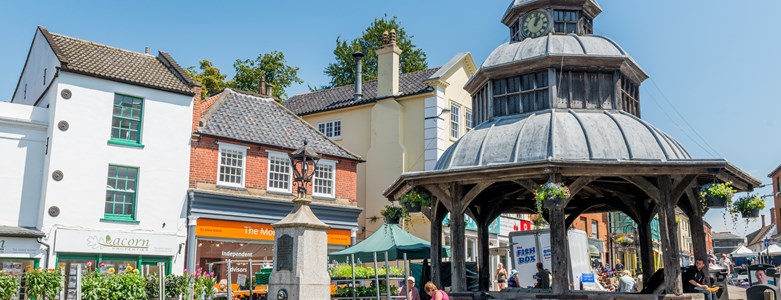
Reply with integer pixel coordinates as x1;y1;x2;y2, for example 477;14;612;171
534;15;541;27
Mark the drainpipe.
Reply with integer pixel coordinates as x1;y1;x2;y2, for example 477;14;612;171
37;237;50;268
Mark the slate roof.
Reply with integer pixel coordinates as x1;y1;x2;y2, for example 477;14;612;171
435;109;691;170
39;26;196;95
746;224;775;246
198;89;362;161
712;232;743;240
769;163;781;178
0;225;45;238
284;68;440;116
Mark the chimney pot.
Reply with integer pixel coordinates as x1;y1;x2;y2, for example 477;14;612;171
762;215;766;228
145;47;150;54
259;76;266;95
265;83;274;97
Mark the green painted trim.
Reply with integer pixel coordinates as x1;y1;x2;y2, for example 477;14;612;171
100;216;140;224
110;93;145;145
107;139;145;148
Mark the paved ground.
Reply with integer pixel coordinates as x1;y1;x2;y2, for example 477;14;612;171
726;285;746;300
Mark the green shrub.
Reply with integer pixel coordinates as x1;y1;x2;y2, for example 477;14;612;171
0;272;20;300
24;268;63;300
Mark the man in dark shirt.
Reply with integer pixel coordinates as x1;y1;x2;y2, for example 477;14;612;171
534;262;551;289
682;259;716;300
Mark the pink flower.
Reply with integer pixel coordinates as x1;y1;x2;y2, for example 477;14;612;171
184;268;189;273
205;273;211;278
86;261;93;267
98;262;105;268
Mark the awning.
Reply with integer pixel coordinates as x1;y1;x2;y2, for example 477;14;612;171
0;226;44;238
730;245;756;257
588;245;600;257
760;244;781;256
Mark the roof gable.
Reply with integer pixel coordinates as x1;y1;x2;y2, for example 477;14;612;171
198;89;362;161
284;67;439;116
39;26;196;96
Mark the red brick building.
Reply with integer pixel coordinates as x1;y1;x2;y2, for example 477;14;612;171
184;88;363;283
704;222;713;256
571;213;609;262
770;164;781;228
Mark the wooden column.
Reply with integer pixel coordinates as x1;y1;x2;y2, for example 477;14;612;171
450;211;466;291
477;217;491;292
687;202;709;276
657;175;682;295
431;213;443;288
450;184;467;292
549;204;570;293
638;219;655;286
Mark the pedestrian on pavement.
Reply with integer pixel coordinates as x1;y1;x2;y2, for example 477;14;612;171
534;262;551;289
615;259;624;272
496;262;508;290
618;270;636;292
683;259;716;300
720;254;731;278
398;276;421;300
424;281;449;300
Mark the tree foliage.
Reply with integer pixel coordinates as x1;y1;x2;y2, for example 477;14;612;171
324;15;428;88
230;51;303;99
187;51;302;100
186;60;228;99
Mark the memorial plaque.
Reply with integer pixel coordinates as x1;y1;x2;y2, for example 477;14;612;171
276;235;293;271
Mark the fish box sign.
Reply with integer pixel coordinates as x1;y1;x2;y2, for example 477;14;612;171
514;245;537;264
56;229;178;256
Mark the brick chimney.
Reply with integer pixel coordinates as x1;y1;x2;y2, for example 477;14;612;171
771;208;776;225
762;214;766;228
376;29;401;98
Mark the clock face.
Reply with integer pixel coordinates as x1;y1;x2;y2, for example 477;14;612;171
522;10;550;39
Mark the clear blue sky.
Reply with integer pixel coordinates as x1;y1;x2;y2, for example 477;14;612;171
2;1;779;236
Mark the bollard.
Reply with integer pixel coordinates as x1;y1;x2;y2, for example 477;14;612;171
158;262;165;300
763;289;773;300
75;264;82;300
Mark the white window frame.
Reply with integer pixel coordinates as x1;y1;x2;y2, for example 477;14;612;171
313;159;337;199
465;108;473;131
266;150;293;194
317;120;342;139
216;142;249;188
450;102;461;139
591;220;598;239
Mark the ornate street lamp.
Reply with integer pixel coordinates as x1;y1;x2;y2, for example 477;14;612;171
288;140;321;198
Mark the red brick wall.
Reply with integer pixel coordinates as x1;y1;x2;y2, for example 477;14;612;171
773;173;781;231
189;135;358;203
704;224;713;255
191;91;220;132
570;213;609;260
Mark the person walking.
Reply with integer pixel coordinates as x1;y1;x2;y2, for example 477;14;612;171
424;281;449;300
496;263;508;290
682;259;716;300
719;253;731;278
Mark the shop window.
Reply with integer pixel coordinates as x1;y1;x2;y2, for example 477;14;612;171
313;160;336;198
267;151;292;193
217;142;248;188
591;220;598;239
104;165;138;222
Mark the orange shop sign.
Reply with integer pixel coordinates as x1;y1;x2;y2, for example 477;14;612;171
196;219;352;246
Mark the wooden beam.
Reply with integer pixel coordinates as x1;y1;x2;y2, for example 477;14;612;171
716;171;750;191
392;183;415;202
568;176;597;197
512;179;539;193
670;175;697;205
423;184;452;212
622;176;660;202
461;182;492;213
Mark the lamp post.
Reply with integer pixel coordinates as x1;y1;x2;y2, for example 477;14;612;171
288;140;321;199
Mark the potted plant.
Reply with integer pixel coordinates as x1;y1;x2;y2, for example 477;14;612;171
400;190;430;213
0;271;20;300
381;205;404;224
699;182;735;209
533;182;571;213
734;194;765;218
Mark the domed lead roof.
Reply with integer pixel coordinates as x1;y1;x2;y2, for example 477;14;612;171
435;109;691;170
481;34;638;70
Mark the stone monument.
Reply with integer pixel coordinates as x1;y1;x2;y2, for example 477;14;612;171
268;198;330;299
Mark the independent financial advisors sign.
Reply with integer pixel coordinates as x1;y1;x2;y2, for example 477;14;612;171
55;229;179;256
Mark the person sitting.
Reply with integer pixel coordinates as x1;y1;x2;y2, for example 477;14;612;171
682;259;716;300
754;269;769;286
618;270;636;292
424;281;449;300
398;276;421;300
533;262;551;289
507;270;520;288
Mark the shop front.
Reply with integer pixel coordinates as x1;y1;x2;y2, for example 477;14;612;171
54;229;182;300
0;228;47;300
193;218;351;287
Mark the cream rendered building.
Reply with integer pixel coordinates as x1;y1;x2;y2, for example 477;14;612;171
285;39;476;239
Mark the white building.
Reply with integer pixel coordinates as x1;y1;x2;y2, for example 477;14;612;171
7;26;197;299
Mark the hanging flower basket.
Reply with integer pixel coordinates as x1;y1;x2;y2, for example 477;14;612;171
381;205;403;224
699;182;735;209
400;190;430;213
734;194;765;220
534;182;571;213
741;209;760;218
